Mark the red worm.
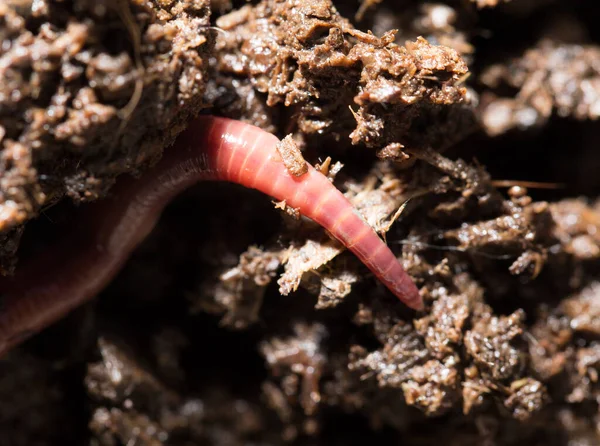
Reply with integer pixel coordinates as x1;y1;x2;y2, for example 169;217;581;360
0;116;422;356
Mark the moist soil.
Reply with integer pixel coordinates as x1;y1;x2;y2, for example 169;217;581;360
1;0;600;444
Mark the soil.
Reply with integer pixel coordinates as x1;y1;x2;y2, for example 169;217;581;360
1;0;600;445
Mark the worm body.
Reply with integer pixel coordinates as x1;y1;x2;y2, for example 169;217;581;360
0;116;421;356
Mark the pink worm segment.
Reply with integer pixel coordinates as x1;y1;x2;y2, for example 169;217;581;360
0;116;422;356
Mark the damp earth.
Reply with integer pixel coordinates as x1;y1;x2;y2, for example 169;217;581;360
1;0;600;444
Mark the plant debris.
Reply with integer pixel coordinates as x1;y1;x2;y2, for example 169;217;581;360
276;135;308;177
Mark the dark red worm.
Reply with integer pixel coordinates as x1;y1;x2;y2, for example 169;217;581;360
0;116;422;356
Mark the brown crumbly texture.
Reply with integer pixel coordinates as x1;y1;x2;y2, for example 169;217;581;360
0;0;213;274
85;337;280;445
480;39;600;136
192;245;284;329
278;237;345;297
260;323;327;418
276;135;308;177
355;2;475;67
212;0;472;153
2;0;600;444
549;199;600;262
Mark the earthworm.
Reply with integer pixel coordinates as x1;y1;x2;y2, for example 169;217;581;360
0;116;422;357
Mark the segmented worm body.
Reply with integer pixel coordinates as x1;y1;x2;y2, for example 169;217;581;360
0;116;421;356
